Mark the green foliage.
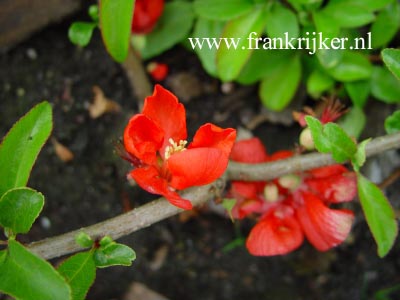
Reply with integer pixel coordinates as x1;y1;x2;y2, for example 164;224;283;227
99;0;135;62
370;2;400;48
326;51;372;82
382;48;400;80
0;240;71;300
68;22;97;47
222;198;237;221
307;69;335;99
265;2;299;42
344;80;370;107
94;236;136;268
351;138;370;172
338;106;366;139
75;232;94;248
357;174;398;257
0;187;44;236
384;110;400;134
58;252;96;300
0;101;52;198
371;66;400;103
193;0;254;21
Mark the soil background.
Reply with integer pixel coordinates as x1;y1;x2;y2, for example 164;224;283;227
0;6;400;300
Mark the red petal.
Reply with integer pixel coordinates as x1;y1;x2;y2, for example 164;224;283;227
230;138;268;163
123;114;164;165
189;123;236;158
130;166;192;210
233;198;264;219
268;150;293;161
308;165;348;178
168;148;228;190
246;205;304;256
296;191;354;251
231;181;261;199
131;0;164;34
142;85;187;156
306;172;357;203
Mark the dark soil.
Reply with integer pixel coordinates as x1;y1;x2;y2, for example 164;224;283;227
1;11;400;300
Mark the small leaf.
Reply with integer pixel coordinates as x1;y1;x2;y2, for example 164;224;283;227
193;0;254;21
99;0;135;62
344;80;370;107
88;5;99;22
357;174;398;257
327;51;372;82
305;116;331;153
99;235;114;247
216;6;267;81
351;138;370;172
370;2;400;48
0;102;52;198
0;187;44;235
384;110;400;134
0;240;71;300
94;242;136;268
307;69;335;98
222;198;237;222
259;54;301;111
338;106;366;139
350;0;394;11
312;11;339;40
75;232;94;248
321;1;375;28
265;2;299;42
382;48;400;80
58;251;96;300
141;2;194;59
371;66;400;103
68;22;96;47
324;122;357;163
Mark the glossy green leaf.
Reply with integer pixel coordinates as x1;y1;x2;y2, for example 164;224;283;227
349;0;394;11
316;48;343;69
192;18;225;76
338;106;366;139
305;116;331;152
265;2;299;42
327;52;372;82
371;2;400;48
382;48;400;80
307;69;335;98
0;102;52;198
371;66;400;103
324;122;357;163
357;174;398;257
259;54;301;111
0;240;71;300
312;11;339;39
216;7;267;81
344;80;370;107
141;2;194;59
94;242;136;268
237;49;293;84
68;22;96;47
75;232;94;248
321;1;375;28
99;0;134;62
193;0;254;21
0;187;44;235
351;138;370;172
385;110;400;134
88;5;99;22
58;251;96;300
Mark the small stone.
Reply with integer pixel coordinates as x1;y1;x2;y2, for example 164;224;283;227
40;216;51;230
26;48;38;60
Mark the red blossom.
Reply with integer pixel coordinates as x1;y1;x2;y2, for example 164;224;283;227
123;85;236;210
147;62;169;81
229;138;356;256
131;0;164;34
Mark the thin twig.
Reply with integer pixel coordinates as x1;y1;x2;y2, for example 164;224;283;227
27;132;400;260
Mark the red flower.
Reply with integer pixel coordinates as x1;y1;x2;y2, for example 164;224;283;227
131;0;164;34
147;62;169;81
229;138;356;256
123;85;236;210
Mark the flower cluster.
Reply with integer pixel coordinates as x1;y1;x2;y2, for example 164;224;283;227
123;85;236;210
229;138;357;256
131;0;164;34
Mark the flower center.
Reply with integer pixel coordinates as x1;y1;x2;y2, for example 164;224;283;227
164;138;187;160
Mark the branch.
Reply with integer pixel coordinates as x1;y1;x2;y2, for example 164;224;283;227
27;132;400;260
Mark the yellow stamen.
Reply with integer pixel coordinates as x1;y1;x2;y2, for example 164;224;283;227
165;138;187;160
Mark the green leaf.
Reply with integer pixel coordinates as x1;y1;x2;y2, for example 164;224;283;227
350;0;394;11
94;242;136;268
338;106;366;139
192;18;225;77
193;0;254;21
312;11;339;39
327;52;372;82
316;48;343;69
75;232;94;248
216;6;267;81
141;2;194;59
58;251;96;300
305;116;331;152
324;122;357;163
357;174;398;257
307;69;335;98
371;66;400;103
321;0;375;28
222;198;237;222
370;2;400;48
0;187;44;235
88;5;99;23
351;138;370;172
68;22;96;47
382;48;400;80
99;0;134;62
384;110;400;134
0;102;52;198
265;2;299;42
344;80;370;107
0;240;71;300
259;54;301;111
